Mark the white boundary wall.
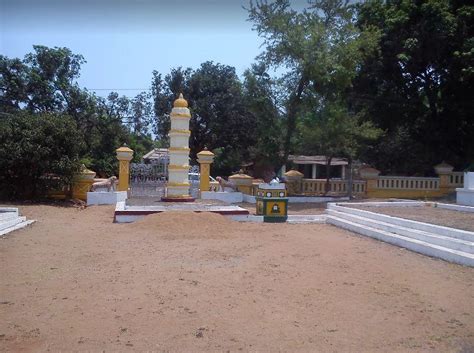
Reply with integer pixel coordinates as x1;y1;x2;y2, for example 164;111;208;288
87;191;127;206
201;191;243;203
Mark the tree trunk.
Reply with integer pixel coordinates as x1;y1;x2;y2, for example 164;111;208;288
347;157;353;200
324;156;332;196
283;74;308;162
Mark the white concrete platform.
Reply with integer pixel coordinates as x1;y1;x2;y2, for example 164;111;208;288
287;215;327;224
436;202;474;213
229;215;264;222
87;191;127;205
456;172;474;206
456;189;474;206
243;194;256;203
326;202;474;267
229;214;327;224
201;191;243;203
114;201;250;223
0;208;35;237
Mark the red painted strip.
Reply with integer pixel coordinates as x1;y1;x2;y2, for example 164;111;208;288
114;209;249;216
161;197;196;202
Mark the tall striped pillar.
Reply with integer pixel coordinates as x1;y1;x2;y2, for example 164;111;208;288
163;93;194;202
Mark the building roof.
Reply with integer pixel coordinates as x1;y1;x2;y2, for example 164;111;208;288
288;155;348;166
142;148;169;161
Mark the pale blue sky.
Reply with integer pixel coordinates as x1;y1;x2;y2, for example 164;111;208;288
1;0;306;98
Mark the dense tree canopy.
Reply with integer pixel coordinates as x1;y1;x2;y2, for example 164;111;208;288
0;112;83;199
0;46;155;180
353;0;474;174
242;63;283;175
248;0;380;161
248;0;473;175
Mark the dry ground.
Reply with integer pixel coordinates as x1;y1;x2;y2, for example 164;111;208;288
0;204;473;352
349;205;474;232
127;197;327;215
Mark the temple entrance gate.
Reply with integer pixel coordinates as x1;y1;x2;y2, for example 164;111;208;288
129;161;168;197
188;165;200;199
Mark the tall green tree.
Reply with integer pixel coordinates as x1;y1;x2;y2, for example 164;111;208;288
298;102;381;195
151;67;192;144
0;112;83;199
354;0;474;174
247;0;380;161
1;46;85;114
0;46;155;177
242;63;284;175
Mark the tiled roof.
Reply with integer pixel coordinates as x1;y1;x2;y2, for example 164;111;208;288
288;155;348;166
142;148;169;161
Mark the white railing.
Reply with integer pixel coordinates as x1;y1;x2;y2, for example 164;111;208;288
301;179;366;194
449;172;464;186
376;176;439;190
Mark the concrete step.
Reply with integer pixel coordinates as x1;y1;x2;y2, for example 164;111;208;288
327;216;474;267
0;220;35;237
326;209;474;254
328;204;474;242
0;216;26;232
287;215;327;224
0;210;19;221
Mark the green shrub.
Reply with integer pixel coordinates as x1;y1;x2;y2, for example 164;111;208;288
0;112;83;199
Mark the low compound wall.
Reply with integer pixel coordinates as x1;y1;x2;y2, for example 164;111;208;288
201;191;243;203
87;191;127;206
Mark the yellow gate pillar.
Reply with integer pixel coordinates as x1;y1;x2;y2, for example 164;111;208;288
284;169;304;195
229;172;254;194
116;145;134;192
197;149;215;195
434;162;454;196
359;166;381;198
72;165;96;201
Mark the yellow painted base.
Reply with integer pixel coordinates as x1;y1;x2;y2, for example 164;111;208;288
72;179;94;201
46;191;69;200
265;200;287;216
237;185;253;195
366;189;445;199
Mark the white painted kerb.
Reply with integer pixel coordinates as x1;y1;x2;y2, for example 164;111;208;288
87;191;127;205
455;172;474;206
201;191;243;203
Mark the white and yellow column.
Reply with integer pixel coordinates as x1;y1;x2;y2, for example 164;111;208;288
197;149;215;195
164;93;194;201
116;145;133;192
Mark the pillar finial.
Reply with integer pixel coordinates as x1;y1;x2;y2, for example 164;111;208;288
173;93;188;108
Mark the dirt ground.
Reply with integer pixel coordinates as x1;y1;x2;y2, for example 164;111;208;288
127;198;327;215
1;204;473;352
349;205;474;232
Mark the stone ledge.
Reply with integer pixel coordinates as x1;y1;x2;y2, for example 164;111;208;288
87;191;127;206
201;191;243;203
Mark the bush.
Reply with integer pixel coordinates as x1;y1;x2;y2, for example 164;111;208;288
0;112;83;199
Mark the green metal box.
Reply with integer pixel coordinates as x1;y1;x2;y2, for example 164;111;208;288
256;183;288;223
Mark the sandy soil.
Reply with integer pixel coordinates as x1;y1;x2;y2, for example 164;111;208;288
1;204;473;352
349;205;474;232
128;198;327;215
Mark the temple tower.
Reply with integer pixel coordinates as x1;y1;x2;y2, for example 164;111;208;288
163;93;194;202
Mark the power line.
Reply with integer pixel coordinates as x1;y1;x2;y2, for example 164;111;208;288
88;88;152;91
